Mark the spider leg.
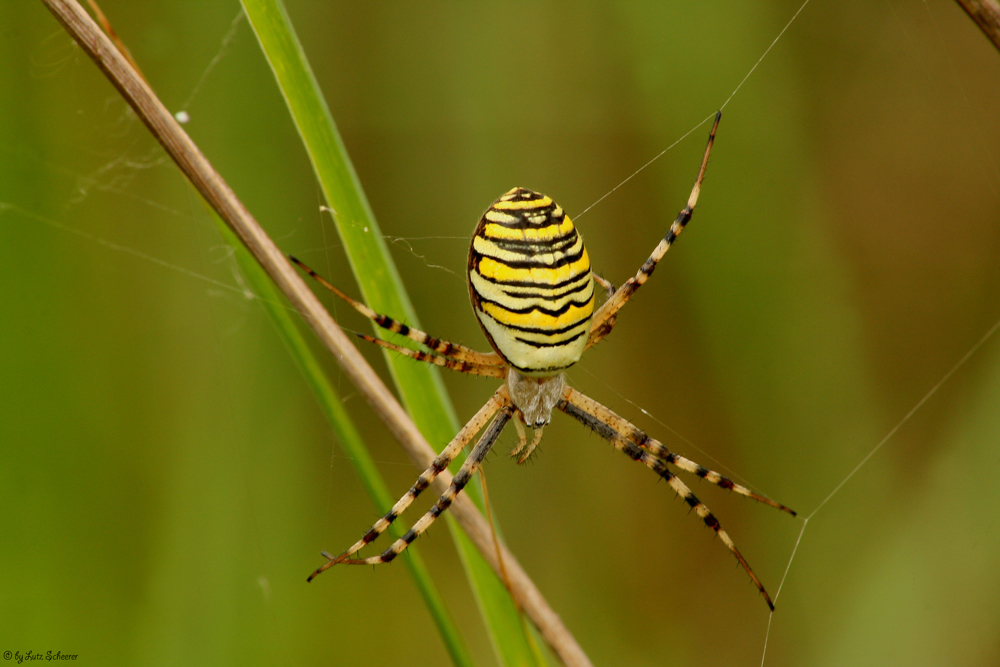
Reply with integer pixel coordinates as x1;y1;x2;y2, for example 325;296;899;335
308;389;507;581
291;255;504;366
338;406;513;566
563;388;795;515
559;387;776;610
357;333;506;378
586;112;721;351
592;273;616;300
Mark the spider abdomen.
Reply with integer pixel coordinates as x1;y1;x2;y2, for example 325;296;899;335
468;188;595;375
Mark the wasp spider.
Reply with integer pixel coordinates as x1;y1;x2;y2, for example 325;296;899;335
298;112;795;609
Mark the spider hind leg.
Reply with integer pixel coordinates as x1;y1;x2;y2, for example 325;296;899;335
586;112;721;352
290;255;503;367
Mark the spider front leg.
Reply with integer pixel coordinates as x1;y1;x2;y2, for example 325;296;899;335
334;407;512;566
564;389;796;515
308;389;507;581
559;386;781;610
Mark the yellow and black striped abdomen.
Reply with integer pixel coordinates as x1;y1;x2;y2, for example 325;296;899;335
468;188;595;375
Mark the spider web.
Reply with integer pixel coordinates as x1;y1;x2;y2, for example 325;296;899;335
4;2;1000;666
565;2;1000;664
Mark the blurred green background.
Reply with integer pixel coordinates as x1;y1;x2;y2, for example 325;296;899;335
3;2;1000;665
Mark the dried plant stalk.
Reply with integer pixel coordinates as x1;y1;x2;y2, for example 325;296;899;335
39;1;591;665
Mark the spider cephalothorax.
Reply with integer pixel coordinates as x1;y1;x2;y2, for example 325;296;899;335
297;112;796;610
467;186;594;456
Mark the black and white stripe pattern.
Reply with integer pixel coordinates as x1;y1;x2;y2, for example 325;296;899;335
559;385;779;610
337;407;512;566
307;390;507;580
586;111;720;352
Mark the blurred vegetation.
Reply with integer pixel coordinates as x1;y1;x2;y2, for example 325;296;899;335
2;2;1000;666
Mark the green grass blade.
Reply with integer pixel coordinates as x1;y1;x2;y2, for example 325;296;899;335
212;215;475;667
239;1;545;665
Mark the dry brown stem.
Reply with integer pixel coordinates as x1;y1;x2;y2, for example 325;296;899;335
955;0;1000;51
39;1;591;665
